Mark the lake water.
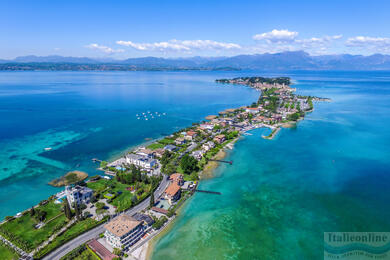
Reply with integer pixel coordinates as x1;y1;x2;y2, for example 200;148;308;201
0;71;259;219
151;71;390;259
1;71;389;260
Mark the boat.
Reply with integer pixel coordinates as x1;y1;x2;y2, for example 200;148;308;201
44;147;52;151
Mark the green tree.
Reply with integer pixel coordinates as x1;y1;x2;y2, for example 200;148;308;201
180;154;199;174
63;198;73;220
150;192;155;208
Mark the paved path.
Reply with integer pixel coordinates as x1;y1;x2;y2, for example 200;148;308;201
43;176;170;260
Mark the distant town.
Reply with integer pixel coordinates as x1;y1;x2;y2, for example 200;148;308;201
0;76;328;260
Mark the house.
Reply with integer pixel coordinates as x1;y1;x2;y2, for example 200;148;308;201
191;150;204;160
132;213;154;227
104;215;144;250
164;182;181;204
153;148;165;158
169;173;184;186
245;107;260;114
185;131;197;141
65;185;93;207
202;141;215;152
214;134;226;144
163;144;178;152
126;154;157;169
175;137;186;145
136;148;154;158
87;239;116;260
199;123;214;130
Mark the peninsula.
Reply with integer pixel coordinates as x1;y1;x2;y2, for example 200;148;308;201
0;76;328;260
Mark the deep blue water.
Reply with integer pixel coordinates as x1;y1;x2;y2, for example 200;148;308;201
0;71;261;219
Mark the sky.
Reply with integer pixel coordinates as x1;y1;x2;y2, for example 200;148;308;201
1;0;390;59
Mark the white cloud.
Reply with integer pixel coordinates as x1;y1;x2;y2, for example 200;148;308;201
345;36;390;54
86;43;124;54
116;39;241;52
253;29;298;43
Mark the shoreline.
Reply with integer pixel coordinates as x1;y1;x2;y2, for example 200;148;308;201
144;141;235;259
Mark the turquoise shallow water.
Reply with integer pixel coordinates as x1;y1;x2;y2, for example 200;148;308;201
0;71;260;219
151;71;390;259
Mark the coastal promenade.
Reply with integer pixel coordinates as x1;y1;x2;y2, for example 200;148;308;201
42;176;170;260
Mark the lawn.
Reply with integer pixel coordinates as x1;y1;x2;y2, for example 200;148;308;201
87;179;151;211
0;201;67;252
0;242;19;260
34;218;104;259
147;143;164;150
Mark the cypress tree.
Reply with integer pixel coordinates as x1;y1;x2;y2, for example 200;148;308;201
63;198;72;220
150;192;155;208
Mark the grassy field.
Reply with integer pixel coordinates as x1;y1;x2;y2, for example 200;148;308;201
34;218;103;259
147;143;164;149
0;201;67;252
87;179;152;211
0;242;19;260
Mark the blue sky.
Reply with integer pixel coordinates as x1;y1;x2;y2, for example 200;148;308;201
1;0;390;59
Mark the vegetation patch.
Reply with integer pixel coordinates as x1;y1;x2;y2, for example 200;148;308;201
49;171;88;187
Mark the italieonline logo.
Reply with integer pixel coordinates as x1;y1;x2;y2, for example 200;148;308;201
324;232;390;259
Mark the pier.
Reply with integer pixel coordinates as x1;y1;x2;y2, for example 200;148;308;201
209;159;233;165
195;189;221;195
91;158;102;163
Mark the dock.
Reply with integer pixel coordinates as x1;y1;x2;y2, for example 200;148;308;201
209;159;233;165
195;189;221;195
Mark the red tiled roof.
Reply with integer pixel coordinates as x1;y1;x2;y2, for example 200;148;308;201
87;239;116;260
151;207;169;215
165;182;181;197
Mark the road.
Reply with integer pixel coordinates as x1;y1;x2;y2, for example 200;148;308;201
43;176;170;260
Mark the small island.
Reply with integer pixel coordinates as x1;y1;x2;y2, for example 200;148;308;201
48;170;88;187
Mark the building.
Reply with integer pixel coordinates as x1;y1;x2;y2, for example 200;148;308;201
104;215;144;250
199;123;214;130
153;148;165;158
245;107;260;114
202;141;215;152
87;239;117;260
191;150;204;160
65;185;93;207
164;182;181;204
163;144;178;152
175;137;186;145
132;213;154;227
169;173;184;186
214;134;226;144
185;130;197;141
126;154;157;169
136;148;154;158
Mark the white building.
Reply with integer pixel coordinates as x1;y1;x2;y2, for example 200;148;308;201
65;185;93;207
126;154;157;169
104;215;144;250
202;141;215;152
191;150;204;160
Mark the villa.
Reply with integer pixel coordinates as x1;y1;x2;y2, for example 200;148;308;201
202;141;215;152
214;134;226;144
153;148;165;158
245;107;260;114
191;150;204;160
65;185;93;207
136;148;154;158
175;137;186;145
164;182;181;205
126;154;157;169
104;215;145;250
164;144;178;152
169;173;184;186
185;130;197;141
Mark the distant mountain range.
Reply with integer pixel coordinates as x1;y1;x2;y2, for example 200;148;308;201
1;51;390;71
